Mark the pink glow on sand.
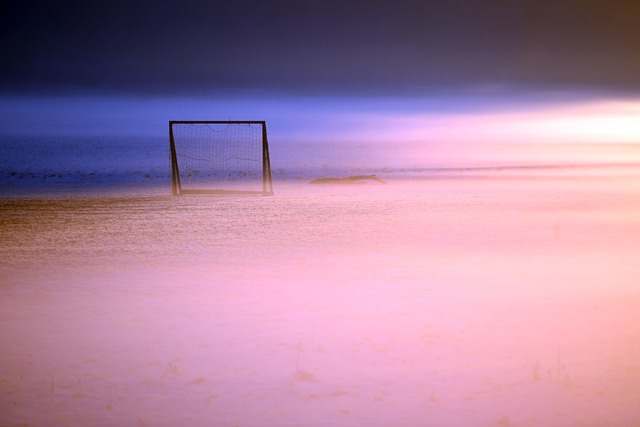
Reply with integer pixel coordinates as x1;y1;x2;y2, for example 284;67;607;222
2;176;640;426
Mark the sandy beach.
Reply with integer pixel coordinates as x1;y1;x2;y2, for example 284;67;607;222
1;175;639;426
4;0;640;424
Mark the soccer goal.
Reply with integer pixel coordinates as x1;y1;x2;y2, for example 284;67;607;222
169;121;273;195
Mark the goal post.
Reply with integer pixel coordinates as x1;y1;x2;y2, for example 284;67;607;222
169;120;273;196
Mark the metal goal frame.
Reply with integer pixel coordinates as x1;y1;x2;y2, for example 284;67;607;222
169;120;273;196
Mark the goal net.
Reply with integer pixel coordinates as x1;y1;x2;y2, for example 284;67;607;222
169;121;273;195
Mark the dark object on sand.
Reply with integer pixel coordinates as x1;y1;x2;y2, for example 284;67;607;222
309;174;387;185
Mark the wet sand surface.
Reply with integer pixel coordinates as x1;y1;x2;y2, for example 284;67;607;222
1;177;640;426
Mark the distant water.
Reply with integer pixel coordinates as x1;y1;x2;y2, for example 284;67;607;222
0;135;168;195
2;134;639;196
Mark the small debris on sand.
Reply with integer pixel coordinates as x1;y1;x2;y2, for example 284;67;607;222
309;174;386;185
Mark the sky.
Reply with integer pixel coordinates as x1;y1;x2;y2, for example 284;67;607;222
1;0;640;150
2;0;640;97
